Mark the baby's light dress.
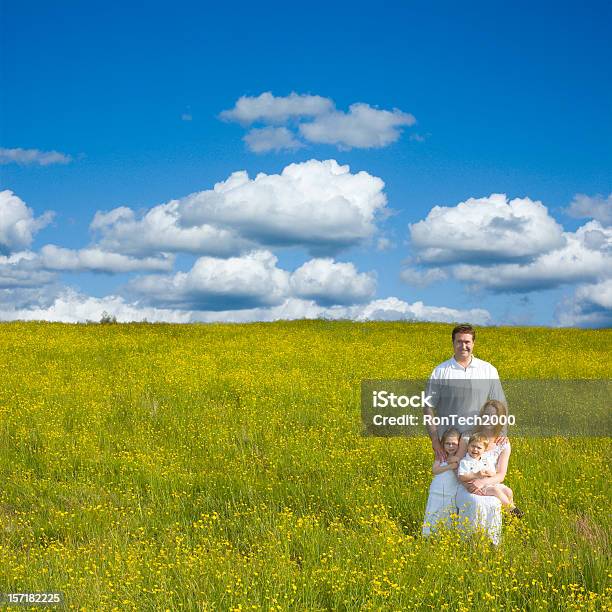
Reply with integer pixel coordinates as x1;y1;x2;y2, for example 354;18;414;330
455;440;510;545
422;461;460;536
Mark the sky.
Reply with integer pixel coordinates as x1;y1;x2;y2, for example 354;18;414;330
1;0;611;326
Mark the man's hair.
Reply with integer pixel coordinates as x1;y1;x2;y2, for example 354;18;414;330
452;324;476;342
468;432;489;447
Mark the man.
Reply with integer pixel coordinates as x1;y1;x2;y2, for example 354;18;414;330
425;324;507;463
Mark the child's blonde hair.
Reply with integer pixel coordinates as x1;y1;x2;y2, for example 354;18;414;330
468;432;489;447
441;427;461;445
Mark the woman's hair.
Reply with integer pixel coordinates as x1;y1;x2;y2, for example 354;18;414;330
468;432;489;447
475;399;508;438
441;427;461;445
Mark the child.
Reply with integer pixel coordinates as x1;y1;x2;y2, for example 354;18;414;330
422;427;461;536
457;432;522;517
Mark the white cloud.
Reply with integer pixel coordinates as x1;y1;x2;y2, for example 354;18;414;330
91;203;251;257
400;266;448;287
243;127;304;153
177;159;387;254
39;245;174;273
0;287;492;325
336;297;491;325
565;193;612;226
220;93;416;151
290;258;376;305
91;160;386;257
130;251;379;311
0;244;173;286
0;147;72;166
409;194;566;265
556;279;612;328
129;250;291;311
0;191;54;254
219;91;333;124
0;252;56;288
0;288;191;323
299;103;416;149
453;221;612;293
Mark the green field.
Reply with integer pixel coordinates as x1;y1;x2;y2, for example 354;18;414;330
0;321;610;610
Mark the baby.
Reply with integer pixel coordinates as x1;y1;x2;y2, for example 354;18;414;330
457;432;522;517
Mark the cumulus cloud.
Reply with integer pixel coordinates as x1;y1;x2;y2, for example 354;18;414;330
409;194;565;265
219;91;334;124
290;258;376;305
0;147;72;166
91;203;251;258
0;287;491;325
556;279;612;328
299;103;416;149
0;288;192;323
39;245;174;273
129;251;378;311
220;92;416;151
177;159;387;254
243;127;304;153
0;252;56;288
0;191;54;254
565;193;612;226
128;251;291;311
91;160;385;257
453;221;612;293
0;245;173;287
336;297;491;325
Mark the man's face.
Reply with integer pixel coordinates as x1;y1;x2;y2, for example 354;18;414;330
453;332;474;361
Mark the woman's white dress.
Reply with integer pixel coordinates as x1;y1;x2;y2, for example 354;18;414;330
455;440;510;545
422;462;459;536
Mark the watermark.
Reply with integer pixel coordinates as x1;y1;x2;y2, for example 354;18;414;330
361;379;611;437
0;592;64;606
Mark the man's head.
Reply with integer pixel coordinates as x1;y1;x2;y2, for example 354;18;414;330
452;324;475;362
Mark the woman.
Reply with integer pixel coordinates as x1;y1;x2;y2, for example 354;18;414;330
455;399;512;545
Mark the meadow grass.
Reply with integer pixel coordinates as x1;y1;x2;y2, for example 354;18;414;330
0;320;610;610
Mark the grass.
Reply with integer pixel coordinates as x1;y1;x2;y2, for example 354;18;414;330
0;320;610;610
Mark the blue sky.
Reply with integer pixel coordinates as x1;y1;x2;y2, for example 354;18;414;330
1;0;611;325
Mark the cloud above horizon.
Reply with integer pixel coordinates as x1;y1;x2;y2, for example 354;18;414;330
220;92;416;152
92;159;387;258
0;147;73;166
408;194;565;265
128;251;377;310
403;194;612;292
0;287;491;326
0;190;54;254
565;193;612;226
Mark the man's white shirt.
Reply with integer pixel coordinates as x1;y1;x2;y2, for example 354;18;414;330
426;355;506;437
429;356;500;381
